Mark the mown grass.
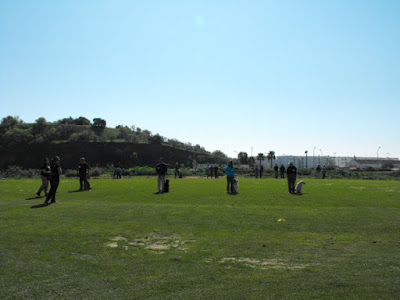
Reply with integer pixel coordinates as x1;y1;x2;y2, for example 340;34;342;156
0;177;399;299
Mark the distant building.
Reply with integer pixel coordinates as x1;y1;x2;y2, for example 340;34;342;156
276;155;335;169
211;155;400;170
261;156;399;169
346;158;400;170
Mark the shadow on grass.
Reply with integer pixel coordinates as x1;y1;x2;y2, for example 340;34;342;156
31;203;52;209
68;190;84;193
26;196;43;200
68;189;92;193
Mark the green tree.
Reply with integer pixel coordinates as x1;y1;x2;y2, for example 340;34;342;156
117;126;138;142
68;131;94;142
238;152;248;164
0;116;22;134
57;117;74;125
92;118;106;129
74;117;91;125
248;156;255;167
32;117;47;135
256;153;265;169
212;150;228;162
149;134;163;145
92;118;107;135
138;130;151;143
3;127;34;145
267;151;276;168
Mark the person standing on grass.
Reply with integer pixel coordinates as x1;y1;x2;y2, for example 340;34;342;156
316;164;321;178
255;165;259;178
214;164;219;178
44;156;62;205
78;157;91;190
322;165;327;179
225;161;236;194
274;164;279;179
280;164;285;178
36;158;51;197
286;162;297;194
115;162;122;179
206;164;212;178
174;162;181;178
155;158;168;193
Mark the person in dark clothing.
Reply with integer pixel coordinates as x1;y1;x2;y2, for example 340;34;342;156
286;162;297;194
78;157;91;190
174;162;181;178
315;164;322;178
280;164;285;178
322;165;327;179
36;158;51;197
214;165;219;178
207;164;213;178
273;164;279;179
44;156;61;204
155;158;168;193
114;162;122;179
260;165;264;178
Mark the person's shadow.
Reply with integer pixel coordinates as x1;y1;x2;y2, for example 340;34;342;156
31;203;51;209
26;196;42;200
68;190;84;193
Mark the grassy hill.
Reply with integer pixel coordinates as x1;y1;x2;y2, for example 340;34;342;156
0;116;227;169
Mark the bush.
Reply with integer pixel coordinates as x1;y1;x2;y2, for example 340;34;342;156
65;169;78;177
3;165;38;178
130;166;155;176
90;168;103;177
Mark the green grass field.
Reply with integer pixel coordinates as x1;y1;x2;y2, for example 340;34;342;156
1;177;399;299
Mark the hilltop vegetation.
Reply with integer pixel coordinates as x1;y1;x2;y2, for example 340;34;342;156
0;116;228;169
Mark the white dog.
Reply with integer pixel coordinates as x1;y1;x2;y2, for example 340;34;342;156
232;179;238;194
295;180;306;195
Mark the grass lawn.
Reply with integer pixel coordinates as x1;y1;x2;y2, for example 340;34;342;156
0;176;399;299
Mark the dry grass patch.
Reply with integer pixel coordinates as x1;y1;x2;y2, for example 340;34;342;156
106;233;196;253
220;257;308;270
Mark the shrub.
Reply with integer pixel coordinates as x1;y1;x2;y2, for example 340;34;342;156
3;165;38;178
65;169;78;177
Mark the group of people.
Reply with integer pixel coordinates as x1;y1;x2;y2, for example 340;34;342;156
315;164;327;179
206;164;219;178
254;165;264;178
35;156;303;203
253;164;288;179
36;156;91;205
225;161;299;194
35;156;62;205
273;164;287;179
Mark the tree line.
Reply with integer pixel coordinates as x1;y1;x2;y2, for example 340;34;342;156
236;151;276;168
0;116;228;161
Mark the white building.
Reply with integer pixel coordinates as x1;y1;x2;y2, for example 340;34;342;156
346;158;400;169
248;156;399;169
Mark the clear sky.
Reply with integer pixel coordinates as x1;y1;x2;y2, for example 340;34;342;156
1;0;399;159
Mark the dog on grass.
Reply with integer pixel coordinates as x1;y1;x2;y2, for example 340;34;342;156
232;179;238;194
295;180;306;195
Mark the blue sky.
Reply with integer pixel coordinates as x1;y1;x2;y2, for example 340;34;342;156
1;0;399;158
